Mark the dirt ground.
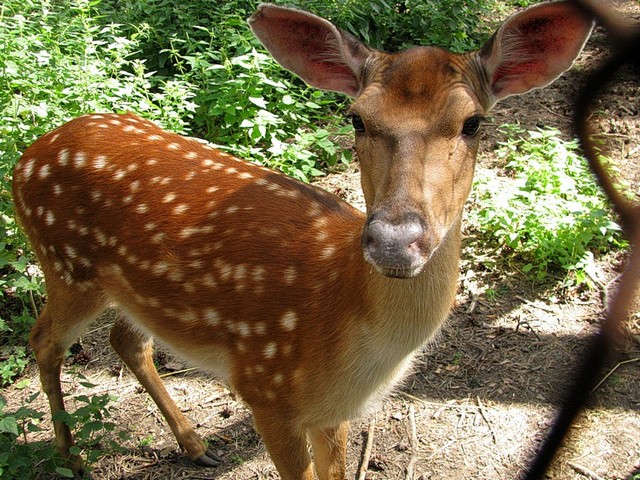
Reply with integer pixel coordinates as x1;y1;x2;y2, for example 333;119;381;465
3;1;640;479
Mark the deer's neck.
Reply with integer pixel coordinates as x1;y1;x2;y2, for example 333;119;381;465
365;215;461;349
304;219;461;427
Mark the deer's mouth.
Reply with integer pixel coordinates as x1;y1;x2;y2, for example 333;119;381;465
371;263;426;279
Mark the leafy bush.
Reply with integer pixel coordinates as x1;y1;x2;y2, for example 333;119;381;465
0;0;200;385
284;0;494;52
0;393;58;479
94;0;351;181
468;126;625;285
0;388;124;478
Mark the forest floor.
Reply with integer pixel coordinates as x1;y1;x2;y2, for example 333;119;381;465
3;1;640;479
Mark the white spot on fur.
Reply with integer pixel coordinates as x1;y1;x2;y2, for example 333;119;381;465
237;322;251;337
38;164;51;179
21;158;37;180
280;311;298;332
321;245;336;258
263;342;277;359
215;259;233;282
90;190;102;202
64;245;77;258
74;152;87;168
203;308;220;326
254;322;267;336
93;155;107;169
151;232;165;243
173;204;188;215
183;310;198;322
202;273;217;288
152;262;169;275
167;270;183;282
179;227;197;239
163;192;177;203
284;266;297;285
93;228;107;246
58;149;69;167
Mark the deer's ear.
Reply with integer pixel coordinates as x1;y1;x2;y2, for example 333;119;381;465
249;4;372;97
479;1;594;103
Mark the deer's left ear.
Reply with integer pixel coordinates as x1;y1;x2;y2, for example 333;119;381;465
479;1;594;104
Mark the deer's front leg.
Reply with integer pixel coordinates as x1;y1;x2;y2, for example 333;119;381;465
309;421;349;480
252;407;315;480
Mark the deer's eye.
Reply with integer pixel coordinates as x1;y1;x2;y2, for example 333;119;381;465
462;116;483;136
350;114;366;134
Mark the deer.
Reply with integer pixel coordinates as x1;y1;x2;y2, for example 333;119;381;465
12;2;593;479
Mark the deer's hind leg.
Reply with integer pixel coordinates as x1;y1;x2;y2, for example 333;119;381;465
29;278;108;477
108;313;222;467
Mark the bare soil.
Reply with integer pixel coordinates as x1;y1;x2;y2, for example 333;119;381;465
4;2;640;479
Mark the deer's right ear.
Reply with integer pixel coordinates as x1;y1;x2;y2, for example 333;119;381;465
479;0;594;105
249;4;372;97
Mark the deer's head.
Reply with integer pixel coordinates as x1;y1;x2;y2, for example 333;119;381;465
250;1;593;278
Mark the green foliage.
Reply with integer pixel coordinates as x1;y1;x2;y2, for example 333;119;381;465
0;393;59;479
0;0;199;384
0;388;125;478
284;0;494;52
93;0;351;181
469;126;626;285
52;386;127;465
186;48;350;181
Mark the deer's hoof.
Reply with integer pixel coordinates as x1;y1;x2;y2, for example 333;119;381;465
194;448;223;467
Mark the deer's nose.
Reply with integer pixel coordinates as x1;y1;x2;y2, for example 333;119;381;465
361;212;427;278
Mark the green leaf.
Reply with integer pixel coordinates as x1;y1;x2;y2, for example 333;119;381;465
248;96;268;109
0;416;19;436
55;467;76;478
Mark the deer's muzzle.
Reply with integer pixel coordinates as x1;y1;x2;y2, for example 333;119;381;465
361;212;428;278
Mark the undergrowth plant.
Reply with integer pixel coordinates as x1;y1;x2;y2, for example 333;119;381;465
0;0;199;386
469;125;625;286
0;386;124;479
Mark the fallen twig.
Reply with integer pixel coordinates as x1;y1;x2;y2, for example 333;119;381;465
568;462;606;480
357;418;376;480
404;404;418;480
158;367;198;378
476;396;497;444
591;357;640;393
398;392;482;410
515;295;557;314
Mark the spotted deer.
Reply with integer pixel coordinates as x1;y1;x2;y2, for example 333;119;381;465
12;2;593;479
